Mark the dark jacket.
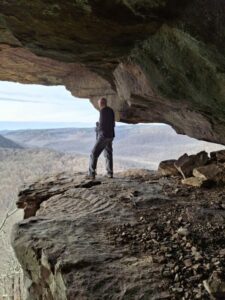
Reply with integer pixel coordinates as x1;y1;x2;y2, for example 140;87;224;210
98;106;115;138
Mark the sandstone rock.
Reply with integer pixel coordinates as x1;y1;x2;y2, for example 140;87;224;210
184;258;192;268
210;150;225;162
194;252;203;262
181;177;207;187
193;164;225;183
177;227;189;236
219;249;225;256
204;271;225;299
12;172;175;299
158;160;179;176
175;151;209;178
12;171;225;299
17;173;101;218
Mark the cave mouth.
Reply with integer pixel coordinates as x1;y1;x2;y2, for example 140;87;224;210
0;80;224;168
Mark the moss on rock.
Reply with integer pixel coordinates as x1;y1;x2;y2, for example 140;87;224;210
130;25;225;120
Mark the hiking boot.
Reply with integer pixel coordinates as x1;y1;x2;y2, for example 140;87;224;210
105;173;113;179
85;173;96;180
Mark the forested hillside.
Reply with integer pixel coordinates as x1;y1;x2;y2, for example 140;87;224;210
2;125;224;169
0;135;22;149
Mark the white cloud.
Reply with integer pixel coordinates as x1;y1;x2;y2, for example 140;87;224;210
0;81;99;123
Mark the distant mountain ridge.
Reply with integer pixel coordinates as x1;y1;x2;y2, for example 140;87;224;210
1;125;224;170
0;121;95;131
0;134;23;149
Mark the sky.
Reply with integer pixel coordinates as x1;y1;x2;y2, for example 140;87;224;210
0;81;99;129
0;81;166;130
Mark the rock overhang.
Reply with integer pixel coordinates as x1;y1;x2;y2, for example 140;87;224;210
0;0;225;144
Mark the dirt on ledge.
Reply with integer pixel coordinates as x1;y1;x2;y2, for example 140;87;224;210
12;170;225;300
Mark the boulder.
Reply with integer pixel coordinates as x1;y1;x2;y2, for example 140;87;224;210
158;160;179;176
193;164;225;183
210;150;225;162
175;151;209;179
181;177;208;188
204;271;225;299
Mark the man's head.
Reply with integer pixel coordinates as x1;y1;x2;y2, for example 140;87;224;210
98;97;107;109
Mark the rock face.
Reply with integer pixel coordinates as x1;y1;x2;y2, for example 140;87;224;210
193;164;225;183
1;1;225;143
181;176;208;188
158;150;225;187
174;151;209;179
12;171;225;300
158;159;179;177
211;150;225;163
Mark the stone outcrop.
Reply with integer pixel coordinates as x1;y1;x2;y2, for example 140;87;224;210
174;151;209;179
17;173;101;219
158;150;225;187
1;1;225;143
12;171;225;300
181;177;209;188
158;159;179;177
210;150;225;163
204;271;225;300
193;164;225;184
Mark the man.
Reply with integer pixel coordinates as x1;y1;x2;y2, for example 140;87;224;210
88;97;115;179
95;121;99;139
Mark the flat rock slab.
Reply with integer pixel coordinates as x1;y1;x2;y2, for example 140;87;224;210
181;176;208;187
12;171;225;300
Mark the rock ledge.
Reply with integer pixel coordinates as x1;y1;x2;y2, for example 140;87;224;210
12;171;225;299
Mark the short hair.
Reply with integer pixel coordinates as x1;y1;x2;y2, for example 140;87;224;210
99;97;107;105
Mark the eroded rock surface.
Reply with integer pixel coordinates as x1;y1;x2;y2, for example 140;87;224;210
158;160;179;177
160;149;225;188
174;151;209;179
12;171;225;299
1;1;225;143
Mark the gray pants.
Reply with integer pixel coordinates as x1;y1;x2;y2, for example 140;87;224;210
89;137;113;176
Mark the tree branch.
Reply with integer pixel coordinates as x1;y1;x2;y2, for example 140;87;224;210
0;208;18;232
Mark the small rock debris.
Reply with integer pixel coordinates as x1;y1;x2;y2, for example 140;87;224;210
109;175;225;300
